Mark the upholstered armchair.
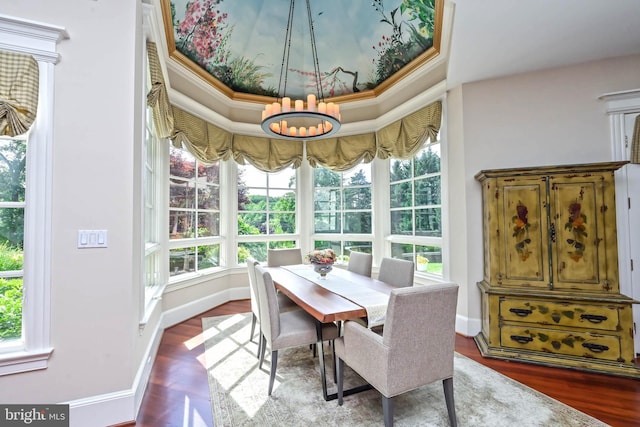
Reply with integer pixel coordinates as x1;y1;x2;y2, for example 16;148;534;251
377;257;414;287
335;283;459;427
347;251;373;277
267;248;303;266
254;264;339;396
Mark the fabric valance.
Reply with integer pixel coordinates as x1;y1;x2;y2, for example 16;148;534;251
232;134;303;172
0;50;39;137
171;106;232;164
146;41;174;139
376;100;442;159
632;115;640;164
306;133;376;171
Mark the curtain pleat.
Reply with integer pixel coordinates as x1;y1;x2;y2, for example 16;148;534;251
171;106;232;163
232;134;303;172
146;41;174;139
306;133;376;171
376;100;442;160
632;115;640;164
0;50;39;137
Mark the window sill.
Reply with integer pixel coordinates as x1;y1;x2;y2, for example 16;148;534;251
0;347;54;376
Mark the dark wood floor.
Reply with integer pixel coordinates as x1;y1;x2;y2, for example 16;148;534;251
131;300;640;427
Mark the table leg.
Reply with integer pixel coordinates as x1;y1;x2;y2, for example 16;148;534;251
315;321;372;402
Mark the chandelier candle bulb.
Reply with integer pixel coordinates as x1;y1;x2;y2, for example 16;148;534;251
282;97;291;112
318;102;326;114
272;102;281;114
295;99;303;111
299;127;307;136
307;94;316;111
289;126;297;136
309;126;316;136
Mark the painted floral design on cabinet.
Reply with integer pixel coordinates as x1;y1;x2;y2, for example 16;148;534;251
512;202;532;261
565;201;587;262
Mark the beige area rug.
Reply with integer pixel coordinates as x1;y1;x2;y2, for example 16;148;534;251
202;313;609;427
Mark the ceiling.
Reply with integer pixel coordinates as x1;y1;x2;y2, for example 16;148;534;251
155;0;640;132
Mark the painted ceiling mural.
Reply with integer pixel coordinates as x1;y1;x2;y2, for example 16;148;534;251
165;0;440;101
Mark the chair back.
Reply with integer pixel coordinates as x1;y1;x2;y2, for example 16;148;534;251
378;257;414;287
254;264;281;342
246;257;260;318
267;248;303;267
383;283;459;391
347;251;373;277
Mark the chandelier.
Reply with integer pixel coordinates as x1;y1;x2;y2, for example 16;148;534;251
261;0;341;140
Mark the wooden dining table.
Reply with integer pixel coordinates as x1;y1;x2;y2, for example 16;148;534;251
264;264;397;401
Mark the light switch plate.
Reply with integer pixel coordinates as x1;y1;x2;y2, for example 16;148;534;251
77;230;108;248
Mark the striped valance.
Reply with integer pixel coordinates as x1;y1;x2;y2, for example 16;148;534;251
0;50;39;137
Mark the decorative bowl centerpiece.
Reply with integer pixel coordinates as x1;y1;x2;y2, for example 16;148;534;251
306;248;337;279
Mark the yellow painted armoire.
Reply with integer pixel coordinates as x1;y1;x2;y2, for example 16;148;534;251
474;161;639;377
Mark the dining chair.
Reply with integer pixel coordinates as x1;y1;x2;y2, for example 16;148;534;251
377;257;414;287
347;251;373;277
246;257;300;358
267;248;303;267
254;264;339;396
335;283;459;427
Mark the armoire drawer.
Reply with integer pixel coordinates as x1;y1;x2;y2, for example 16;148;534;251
499;297;621;332
500;325;623;363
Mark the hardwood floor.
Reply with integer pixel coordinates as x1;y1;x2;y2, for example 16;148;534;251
132;300;640;427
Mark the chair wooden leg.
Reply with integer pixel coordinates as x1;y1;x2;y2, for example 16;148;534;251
337;357;344;405
332;340;337;383
443;377;457;427
250;313;257;342
259;335;267;369
382;395;393;427
268;350;278;396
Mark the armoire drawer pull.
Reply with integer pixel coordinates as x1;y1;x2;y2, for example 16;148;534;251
582;343;609;353
510;335;533;344
580;314;608;324
509;308;533;317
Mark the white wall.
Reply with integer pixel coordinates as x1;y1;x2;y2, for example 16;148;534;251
0;1;151;425
448;53;640;335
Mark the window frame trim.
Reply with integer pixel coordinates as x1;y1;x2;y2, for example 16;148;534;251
0;15;67;376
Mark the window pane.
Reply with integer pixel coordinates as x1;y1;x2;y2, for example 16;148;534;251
344;187;371;209
414;176;441;206
0;207;24;247
169;211;195;239
169;147;196;179
0;277;23;341
314;240;341;254
416;208;441;237
389;159;411;182
416;244;442;275
170;246;196;276
314;168;340;187
342;165;371;186
343;212;372;233
244;190;267;211
269;240;297;249
238;242;267;263
390;182;412;208
390;210;412;235
0;139;26;203
197;184;219;210
314;212;341;233
169;179;195;208
197;244;219;269
269;189;296;211
344;241;372;255
414;144;441;176
390;242;413;261
270;212;295;234
238;212;266;235
314;188;341;211
197;212;220;237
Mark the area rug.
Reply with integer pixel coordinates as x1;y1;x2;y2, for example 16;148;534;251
202;313;608;427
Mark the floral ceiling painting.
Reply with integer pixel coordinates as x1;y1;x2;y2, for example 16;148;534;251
163;0;442;102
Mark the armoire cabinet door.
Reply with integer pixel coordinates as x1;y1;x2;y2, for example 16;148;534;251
549;172;618;293
495;176;550;288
